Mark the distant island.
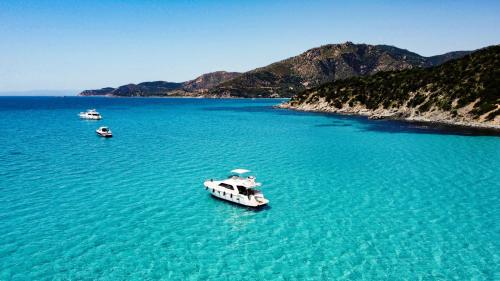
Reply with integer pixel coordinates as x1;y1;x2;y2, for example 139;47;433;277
79;71;241;97
79;42;470;98
278;45;500;129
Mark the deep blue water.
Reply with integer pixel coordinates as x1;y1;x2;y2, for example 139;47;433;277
0;97;499;280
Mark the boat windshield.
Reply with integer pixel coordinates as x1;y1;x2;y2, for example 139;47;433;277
237;185;260;195
236;185;247;195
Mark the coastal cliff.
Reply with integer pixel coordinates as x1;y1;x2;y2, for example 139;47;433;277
278;46;500;129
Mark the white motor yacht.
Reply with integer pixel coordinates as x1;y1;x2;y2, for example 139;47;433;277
96;126;112;138
203;169;269;207
79;109;102;120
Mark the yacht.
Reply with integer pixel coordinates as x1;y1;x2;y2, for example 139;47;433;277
79;109;102;120
203;169;269;207
96;126;112;138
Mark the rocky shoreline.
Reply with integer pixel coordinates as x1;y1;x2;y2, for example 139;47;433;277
277;99;500;134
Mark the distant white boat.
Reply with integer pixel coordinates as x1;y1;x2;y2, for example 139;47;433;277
79;109;102;120
96;126;112;138
203;169;269;207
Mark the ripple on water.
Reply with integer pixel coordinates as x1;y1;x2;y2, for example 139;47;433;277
0;97;498;280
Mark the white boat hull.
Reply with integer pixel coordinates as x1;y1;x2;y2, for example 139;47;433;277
96;131;112;137
79;114;101;120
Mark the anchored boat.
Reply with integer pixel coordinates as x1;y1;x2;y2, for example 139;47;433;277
79;109;102;120
203;169;269;207
96;126;112;138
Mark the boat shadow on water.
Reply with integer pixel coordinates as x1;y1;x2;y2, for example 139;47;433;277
209;194;271;212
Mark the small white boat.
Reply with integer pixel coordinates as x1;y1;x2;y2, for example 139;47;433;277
79;109;102;120
203;169;269;207
96;126;112;138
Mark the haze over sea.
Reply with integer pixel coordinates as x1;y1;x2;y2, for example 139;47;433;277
0;97;498;280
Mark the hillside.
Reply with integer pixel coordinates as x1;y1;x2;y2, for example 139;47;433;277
79;42;469;98
79;71;241;97
182;71;241;92
279;45;500;129
208;42;471;98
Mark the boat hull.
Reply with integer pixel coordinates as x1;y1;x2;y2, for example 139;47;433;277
96;132;112;138
79;115;101;120
81;117;101;120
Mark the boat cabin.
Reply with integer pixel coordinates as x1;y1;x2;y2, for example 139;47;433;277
217;181;259;196
203;168;269;207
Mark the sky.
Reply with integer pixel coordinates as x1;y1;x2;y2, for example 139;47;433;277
0;0;499;93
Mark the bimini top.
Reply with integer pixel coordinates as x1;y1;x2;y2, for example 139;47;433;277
231;168;250;174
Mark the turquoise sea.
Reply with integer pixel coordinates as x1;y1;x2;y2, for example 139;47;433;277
0;97;499;280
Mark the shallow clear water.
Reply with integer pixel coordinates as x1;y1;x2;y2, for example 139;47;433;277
0;97;499;280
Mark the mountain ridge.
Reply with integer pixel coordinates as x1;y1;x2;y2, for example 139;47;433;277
78;42;471;98
209;42;471;98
